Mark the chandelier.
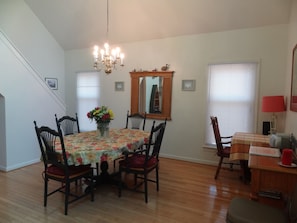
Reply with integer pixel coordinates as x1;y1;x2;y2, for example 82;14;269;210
92;0;124;74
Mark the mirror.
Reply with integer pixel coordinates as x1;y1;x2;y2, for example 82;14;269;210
139;76;163;114
291;44;297;111
130;71;173;120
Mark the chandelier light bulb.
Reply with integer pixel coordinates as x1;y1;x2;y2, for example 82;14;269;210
93;45;99;60
104;43;110;55
115;47;120;58
111;48;116;58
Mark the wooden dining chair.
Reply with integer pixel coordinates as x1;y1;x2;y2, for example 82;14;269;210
118;120;166;203
34;121;94;215
55;113;80;136
112;111;147;173
56;114;101;175
125;110;146;130
210;116;237;179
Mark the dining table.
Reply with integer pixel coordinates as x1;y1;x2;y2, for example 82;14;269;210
55;128;150;183
230;132;270;183
230;132;270;161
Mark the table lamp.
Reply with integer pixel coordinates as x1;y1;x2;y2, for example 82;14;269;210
262;96;286;134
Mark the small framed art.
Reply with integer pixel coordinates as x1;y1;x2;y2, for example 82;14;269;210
182;80;196;91
45;78;58;90
115;81;124;91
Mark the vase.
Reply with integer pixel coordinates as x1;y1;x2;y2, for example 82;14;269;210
97;122;109;138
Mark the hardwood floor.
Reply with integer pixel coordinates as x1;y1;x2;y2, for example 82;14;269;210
0;158;250;223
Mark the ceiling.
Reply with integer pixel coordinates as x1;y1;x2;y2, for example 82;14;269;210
24;0;292;51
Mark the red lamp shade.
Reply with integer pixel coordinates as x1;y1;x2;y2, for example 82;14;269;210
262;96;286;112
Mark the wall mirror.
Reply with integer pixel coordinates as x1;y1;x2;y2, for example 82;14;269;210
130;71;173;120
291;44;297;111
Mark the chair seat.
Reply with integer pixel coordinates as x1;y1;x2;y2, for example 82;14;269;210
47;164;91;177
226;197;287;223
217;146;230;157
119;154;158;170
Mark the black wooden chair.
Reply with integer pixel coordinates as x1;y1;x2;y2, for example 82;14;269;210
34;121;94;215
125;111;146;130
118;120;166;203
55;113;80;136
113;111;147;173
210;116;237;179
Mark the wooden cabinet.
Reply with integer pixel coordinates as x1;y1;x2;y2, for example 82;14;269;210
249;154;297;208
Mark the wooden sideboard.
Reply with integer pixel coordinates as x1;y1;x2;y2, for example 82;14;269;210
249;150;297;208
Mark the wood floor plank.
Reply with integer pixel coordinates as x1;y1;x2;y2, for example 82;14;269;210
0;158;250;222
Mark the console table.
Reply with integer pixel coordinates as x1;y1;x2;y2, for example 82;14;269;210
248;147;297;208
230;132;270;183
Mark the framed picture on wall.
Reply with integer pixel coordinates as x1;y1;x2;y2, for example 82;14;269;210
115;81;124;91
45;78;58;90
182;80;196;91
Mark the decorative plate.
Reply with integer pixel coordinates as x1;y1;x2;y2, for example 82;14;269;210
278;162;297;168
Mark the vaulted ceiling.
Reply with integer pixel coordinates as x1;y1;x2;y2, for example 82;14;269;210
24;0;292;50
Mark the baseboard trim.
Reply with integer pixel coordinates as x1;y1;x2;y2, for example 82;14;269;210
159;153;218;166
0;159;40;172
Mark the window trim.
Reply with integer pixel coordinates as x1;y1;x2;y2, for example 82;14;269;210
205;60;261;145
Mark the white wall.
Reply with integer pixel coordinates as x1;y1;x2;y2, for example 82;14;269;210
0;32;65;171
65;25;288;165
0;94;6;168
0;0;66;171
0;0;65;102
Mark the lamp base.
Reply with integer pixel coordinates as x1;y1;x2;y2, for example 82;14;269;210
270;113;277;134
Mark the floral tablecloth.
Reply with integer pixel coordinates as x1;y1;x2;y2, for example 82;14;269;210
230;132;270;161
55;128;150;166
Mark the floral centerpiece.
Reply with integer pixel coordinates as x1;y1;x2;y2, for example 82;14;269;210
87;106;114;137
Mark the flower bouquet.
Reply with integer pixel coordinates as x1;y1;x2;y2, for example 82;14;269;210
87;106;114;137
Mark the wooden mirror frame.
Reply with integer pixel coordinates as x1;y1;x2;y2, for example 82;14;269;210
130;71;173;120
291;44;297;111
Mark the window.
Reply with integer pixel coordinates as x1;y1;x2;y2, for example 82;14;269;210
77;71;100;131
206;63;259;146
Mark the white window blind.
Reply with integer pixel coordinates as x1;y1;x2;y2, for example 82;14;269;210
77;72;100;131
206;63;258;146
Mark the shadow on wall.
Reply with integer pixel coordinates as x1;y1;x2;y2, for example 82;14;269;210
0;93;6;168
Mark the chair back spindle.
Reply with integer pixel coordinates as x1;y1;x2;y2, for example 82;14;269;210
211;116;228;156
125;111;146;130
34;121;68;173
146;119;167;160
55;113;80;136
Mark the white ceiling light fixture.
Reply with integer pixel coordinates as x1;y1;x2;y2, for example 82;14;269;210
92;0;124;74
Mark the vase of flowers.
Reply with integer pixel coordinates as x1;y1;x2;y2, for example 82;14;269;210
87;106;114;138
96;122;109;138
